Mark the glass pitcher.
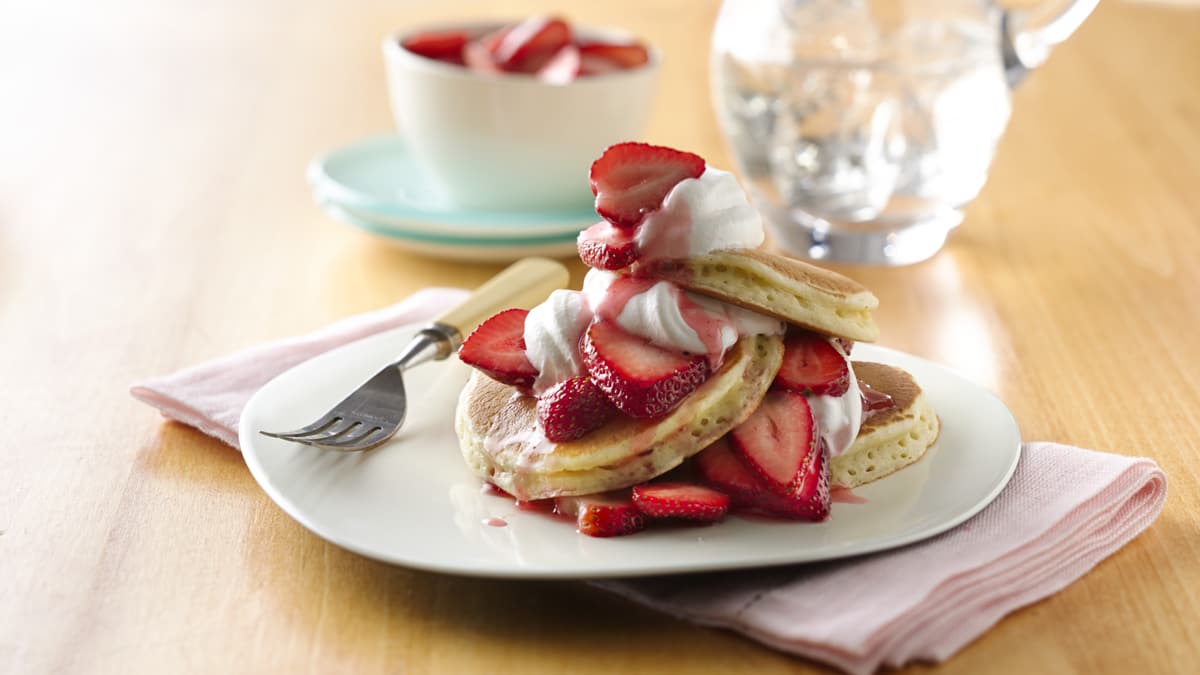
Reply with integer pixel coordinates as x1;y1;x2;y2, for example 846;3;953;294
711;0;1097;265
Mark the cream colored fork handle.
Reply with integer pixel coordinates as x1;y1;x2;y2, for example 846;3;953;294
435;257;570;340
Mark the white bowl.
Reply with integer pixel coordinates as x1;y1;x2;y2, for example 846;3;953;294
383;22;660;212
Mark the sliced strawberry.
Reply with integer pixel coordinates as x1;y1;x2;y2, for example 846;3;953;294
581;320;709;419
463;40;501;73
787;440;831;521
589;143;706;229
555;492;646;537
578;53;621;76
578;42;650;71
478;26;511;53
730;390;817;492
694;436;829;521
632;482;729;522
775;331;850;396
537;44;580;84
401;30;469;63
577;221;640;270
458;308;537;391
493;16;572;73
536;375;618;442
694;436;762;499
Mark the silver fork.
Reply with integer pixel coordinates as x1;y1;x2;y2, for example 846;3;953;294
260;257;569;451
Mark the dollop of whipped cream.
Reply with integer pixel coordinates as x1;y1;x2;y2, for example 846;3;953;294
523;289;593;395
634;167;764;260
808;343;863;458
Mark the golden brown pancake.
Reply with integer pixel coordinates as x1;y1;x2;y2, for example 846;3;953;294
634;248;880;342
454;334;785;500
830;361;941;488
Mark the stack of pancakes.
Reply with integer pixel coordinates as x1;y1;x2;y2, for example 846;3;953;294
455;248;940;501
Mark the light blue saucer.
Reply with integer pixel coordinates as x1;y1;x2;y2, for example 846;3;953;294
316;201;580;262
308;135;598;237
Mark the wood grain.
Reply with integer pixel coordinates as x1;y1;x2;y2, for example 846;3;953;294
2;1;1198;673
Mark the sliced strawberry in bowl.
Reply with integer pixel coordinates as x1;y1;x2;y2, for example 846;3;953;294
632;482;729;522
730;389;817;492
577;221;640;270
463;40;501;73
578;42;650;72
775;331;850;396
401;30;469;63
581;320;709;419
537;44;581;84
555;491;645;537
458;308;538;392
589;142;706;229
493;16;573;73
536;375;617;442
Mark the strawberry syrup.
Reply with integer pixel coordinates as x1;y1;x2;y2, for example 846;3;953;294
590;269;733;370
673;288;732;369
483;517;508;527
830;487;868;504
590;274;657;321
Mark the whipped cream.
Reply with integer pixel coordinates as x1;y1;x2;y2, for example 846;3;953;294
523;289;593;395
522;270;785;395
634;167;764;260
807;343;863;458
582;269;784;364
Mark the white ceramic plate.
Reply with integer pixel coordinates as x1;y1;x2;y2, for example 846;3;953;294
240;327;1021;579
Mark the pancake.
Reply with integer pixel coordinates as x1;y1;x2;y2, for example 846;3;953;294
455;334;785;500
634;248;879;342
830;361;941;489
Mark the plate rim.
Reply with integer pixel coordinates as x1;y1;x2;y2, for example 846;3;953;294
240;331;1022;579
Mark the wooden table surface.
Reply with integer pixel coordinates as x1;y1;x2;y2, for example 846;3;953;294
3;1;1199;673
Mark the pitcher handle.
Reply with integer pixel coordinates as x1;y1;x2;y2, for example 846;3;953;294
1002;0;1099;87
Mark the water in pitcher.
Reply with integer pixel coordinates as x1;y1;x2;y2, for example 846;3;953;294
712;0;1013;263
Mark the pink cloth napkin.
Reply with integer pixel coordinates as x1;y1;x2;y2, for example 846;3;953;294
130;288;469;448
130;288;1167;674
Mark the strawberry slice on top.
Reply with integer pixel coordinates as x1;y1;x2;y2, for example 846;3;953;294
458;308;538;392
580;319;709;419
775;331;851;397
589;142;705;229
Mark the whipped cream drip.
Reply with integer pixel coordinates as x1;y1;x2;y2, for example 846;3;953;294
582;269;784;368
807;343;863;458
634;167;764;260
